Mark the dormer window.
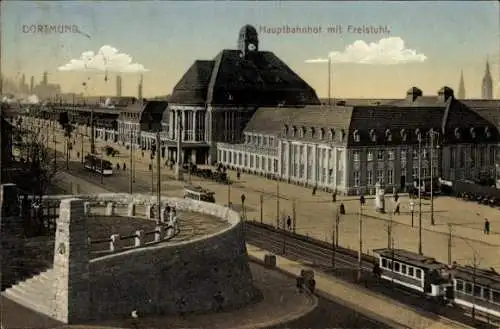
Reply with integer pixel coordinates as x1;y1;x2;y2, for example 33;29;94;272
415;128;421;142
292;126;297;137
369;129;377;142
283;124;289;135
353;129;360;142
310;127;315;138
329;128;335;140
319;128;325;140
454;128;461;139
485;126;491;139
470;127;476;139
400;129;407;142
385;129;392;142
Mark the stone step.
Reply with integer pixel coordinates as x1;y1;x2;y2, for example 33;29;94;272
17;278;54;297
3;287;53;318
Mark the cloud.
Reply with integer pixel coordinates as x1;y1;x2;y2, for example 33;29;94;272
305;37;427;65
58;45;148;73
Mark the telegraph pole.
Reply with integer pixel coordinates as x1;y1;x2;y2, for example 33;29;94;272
332;207;337;271
90;108;95;154
156;130;161;225
259;194;263;224
276;177;280;228
472;252;477;320
53;124;57;170
447;223;452;265
418;136;423;255
129;131;133;194
357;203;363;282
430;132;435;225
292;199;296;233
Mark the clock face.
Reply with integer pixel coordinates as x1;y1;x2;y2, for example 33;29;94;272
248;43;256;51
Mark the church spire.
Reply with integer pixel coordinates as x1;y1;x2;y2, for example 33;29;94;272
482;59;493;99
458;70;465;99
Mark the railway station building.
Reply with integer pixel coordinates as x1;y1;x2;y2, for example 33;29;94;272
24;25;500;194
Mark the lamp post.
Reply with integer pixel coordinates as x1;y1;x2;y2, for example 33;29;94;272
409;201;415;227
357;201;364;282
129;131;133;194
276;175;280;228
429;130;439;226
418;135;423;255
156;130;161;225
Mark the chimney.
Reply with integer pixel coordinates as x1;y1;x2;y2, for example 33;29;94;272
437;86;454;102
406;87;423;102
137;74;143;103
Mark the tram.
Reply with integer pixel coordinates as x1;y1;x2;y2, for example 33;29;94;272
83;154;113;176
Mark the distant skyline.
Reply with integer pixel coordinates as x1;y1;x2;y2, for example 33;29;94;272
2;1;499;99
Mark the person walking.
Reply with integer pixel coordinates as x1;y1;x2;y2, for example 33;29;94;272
484;218;490;235
286;215;292;231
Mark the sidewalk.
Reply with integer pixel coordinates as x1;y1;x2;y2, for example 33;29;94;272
246;244;473;329
33;120;500;269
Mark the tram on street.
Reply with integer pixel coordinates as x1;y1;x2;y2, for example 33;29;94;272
84;154;113;176
183;185;216;203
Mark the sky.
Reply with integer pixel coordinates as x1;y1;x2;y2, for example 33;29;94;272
2;0;499;99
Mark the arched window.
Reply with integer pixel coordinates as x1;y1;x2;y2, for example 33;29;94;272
485;126;491;139
415;128;421;142
329;128;335;140
385;129;392;142
400;129;407;142
454;128;461;139
369;129;377;142
319;128;325;140
283;124;289;135
310;127;316;138
353;129;360;142
339;129;345;142
470;127;476;139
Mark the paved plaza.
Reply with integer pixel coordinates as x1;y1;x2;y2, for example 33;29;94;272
39;121;500;270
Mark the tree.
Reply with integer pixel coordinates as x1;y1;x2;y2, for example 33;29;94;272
13;126;58;199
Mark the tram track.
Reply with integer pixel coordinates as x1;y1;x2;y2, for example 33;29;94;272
243;221;496;329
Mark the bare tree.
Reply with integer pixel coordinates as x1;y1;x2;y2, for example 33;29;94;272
13;124;57;200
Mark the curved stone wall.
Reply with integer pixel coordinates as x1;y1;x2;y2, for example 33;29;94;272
50;193;256;321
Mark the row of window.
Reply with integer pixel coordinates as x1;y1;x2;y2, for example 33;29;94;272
353;169;394;186
244;134;276;147
219;149;278;173
381;258;423;280
455;279;500;304
353;149;438;162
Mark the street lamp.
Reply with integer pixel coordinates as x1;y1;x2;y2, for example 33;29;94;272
428;130;439;226
409;200;415;227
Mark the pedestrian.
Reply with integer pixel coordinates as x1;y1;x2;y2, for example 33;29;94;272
394;193;399;203
286;215;292;231
312;186;317;196
394;202;400;215
296;276;304;292
484;218;490;235
332;191;337;202
116;163;120;170
237;170;241;180
123;162;127;171
339;203;345;215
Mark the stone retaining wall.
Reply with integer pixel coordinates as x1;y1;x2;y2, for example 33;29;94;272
49;193;255;323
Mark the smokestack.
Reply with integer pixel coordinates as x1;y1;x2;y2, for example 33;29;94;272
116;75;122;97
138;74;143;102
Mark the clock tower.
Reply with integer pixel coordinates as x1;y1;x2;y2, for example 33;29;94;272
238;25;259;57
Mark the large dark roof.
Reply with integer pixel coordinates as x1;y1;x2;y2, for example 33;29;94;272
170;50;320;107
169;60;214;105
